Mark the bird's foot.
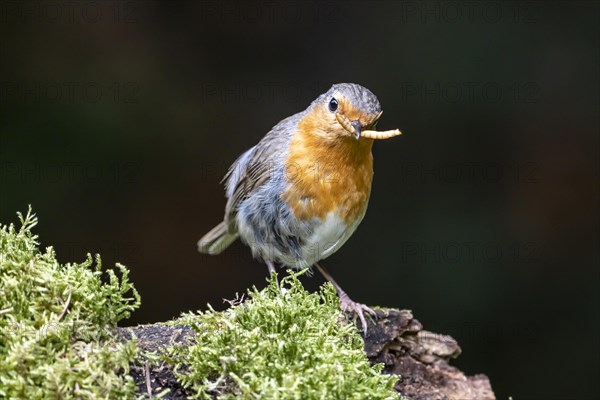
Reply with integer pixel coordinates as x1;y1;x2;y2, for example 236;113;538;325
338;291;376;336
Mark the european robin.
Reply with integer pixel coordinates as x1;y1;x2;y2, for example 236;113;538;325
198;83;401;333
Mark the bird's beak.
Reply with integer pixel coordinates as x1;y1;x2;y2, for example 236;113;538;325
335;114;362;139
351;120;362;140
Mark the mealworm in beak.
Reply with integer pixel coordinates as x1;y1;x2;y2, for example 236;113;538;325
361;129;402;139
335;113;402;139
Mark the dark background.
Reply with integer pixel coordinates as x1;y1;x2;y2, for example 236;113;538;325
1;1;598;398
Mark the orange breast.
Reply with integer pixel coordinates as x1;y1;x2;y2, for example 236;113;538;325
282;108;374;224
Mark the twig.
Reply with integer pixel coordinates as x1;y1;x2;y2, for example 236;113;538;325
0;307;13;315
144;360;152;398
56;285;72;322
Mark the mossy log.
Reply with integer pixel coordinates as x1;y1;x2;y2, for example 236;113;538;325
1;210;495;399
117;309;495;400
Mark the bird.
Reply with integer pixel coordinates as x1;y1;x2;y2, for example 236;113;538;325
198;83;401;333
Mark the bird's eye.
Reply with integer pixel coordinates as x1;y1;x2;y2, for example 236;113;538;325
328;97;338;112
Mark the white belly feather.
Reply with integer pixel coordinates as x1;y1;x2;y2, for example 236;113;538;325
280;210;366;269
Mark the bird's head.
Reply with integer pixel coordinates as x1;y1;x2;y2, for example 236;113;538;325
314;83;383;140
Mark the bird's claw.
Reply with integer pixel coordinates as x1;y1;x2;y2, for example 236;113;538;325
339;293;376;336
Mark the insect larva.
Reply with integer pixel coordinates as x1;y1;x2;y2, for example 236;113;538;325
335;113;402;140
361;129;402;139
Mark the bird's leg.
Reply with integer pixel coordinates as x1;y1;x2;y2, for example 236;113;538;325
315;262;375;335
265;260;277;275
265;260;280;288
264;260;281;289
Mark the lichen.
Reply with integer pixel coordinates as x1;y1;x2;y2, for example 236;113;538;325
164;271;400;399
0;208;141;399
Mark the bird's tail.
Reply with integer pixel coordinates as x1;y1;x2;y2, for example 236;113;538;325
198;221;238;255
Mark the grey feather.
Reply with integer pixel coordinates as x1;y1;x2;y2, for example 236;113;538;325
197;221;238;255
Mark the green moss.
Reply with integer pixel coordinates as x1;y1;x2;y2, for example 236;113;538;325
0;208;141;399
1;208;400;399
165;271;400;400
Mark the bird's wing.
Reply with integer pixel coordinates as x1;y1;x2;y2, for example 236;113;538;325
222;114;300;233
